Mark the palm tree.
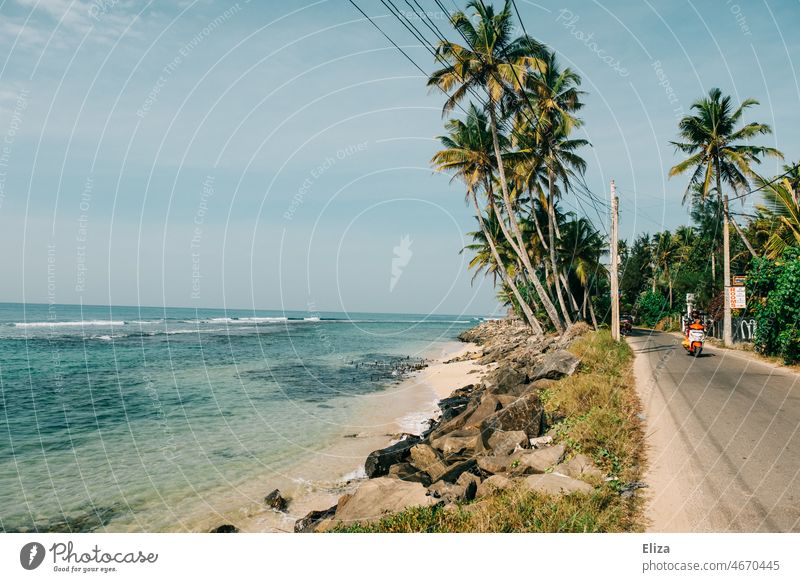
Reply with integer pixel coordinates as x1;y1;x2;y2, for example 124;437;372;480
432;105;543;333
427;0;563;332
669;87;782;345
754;174;800;259
652;231;680;307
559;214;607;327
513;53;588;324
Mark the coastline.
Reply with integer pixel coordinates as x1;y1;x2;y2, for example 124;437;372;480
202;339;486;533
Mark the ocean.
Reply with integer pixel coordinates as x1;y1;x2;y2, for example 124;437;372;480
0;303;481;532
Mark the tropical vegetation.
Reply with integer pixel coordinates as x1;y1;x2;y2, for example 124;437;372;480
422;1;797;361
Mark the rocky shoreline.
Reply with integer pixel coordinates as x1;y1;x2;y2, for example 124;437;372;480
208;318;606;533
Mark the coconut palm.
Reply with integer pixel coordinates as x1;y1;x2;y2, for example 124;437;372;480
510;53;587;324
432;105;543;332
754;174;800;259
427;0;562;332
559;214;607;327
669;87;782;344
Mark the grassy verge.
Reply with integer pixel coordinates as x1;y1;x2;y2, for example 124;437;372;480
331;330;645;533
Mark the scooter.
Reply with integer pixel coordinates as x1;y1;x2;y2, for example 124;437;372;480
683;328;705;357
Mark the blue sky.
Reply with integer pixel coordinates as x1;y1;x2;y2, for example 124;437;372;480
0;0;797;315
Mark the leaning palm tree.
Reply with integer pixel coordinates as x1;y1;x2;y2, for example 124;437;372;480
517;120;588;324
427;0;563;332
432;105;543;332
559;214;607;328
669;87;782;345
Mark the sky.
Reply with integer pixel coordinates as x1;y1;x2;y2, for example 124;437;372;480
0;0;797;315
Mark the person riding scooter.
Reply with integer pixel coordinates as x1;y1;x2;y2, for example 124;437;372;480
683;310;706;356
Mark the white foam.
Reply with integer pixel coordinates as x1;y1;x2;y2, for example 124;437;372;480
13;320;125;328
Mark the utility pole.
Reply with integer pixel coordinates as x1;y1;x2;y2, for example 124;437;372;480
722;193;732;346
610;179;620;341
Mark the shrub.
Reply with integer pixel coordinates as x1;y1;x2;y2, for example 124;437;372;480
748;247;800;364
634;290;668;327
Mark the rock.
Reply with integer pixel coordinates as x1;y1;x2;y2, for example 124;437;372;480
438;395;472;421
208;524;238;533
436;459;478;483
430;428;484;456
476;474;514;498
487;430;529;455
409;444;449;482
456;472;481;501
387;462;431;486
529;350;581;381
264;489;287;511
294;506;337;533
522;473;593;495
333;477;439;524
529;435;553;448
427;481;466;502
483;365;527;395
554;454;604;482
557;322;592;347
480;392;543;438
511;444;566;474
364;435;421;478
476;454;513;475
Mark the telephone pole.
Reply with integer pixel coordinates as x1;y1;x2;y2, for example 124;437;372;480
722;194;732;346
610;179;620;341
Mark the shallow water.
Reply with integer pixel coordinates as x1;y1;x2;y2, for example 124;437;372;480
0;303;480;532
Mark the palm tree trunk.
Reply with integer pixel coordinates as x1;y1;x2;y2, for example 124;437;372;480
586;286;598;329
581;290;587;319
486;103;563;332
547;169;572;325
470;190;543;334
559;272;580;315
729;214;758;258
528;192;549;252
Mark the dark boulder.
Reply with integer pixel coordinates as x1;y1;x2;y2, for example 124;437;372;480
364;435;422;478
480;392;543;439
264;489;288;511
294;506;337;533
208;524;238;533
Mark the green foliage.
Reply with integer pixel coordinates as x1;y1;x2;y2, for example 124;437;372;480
634;290;668;327
749;247;800;363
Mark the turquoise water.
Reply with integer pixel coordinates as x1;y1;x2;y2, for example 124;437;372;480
0;303;480;532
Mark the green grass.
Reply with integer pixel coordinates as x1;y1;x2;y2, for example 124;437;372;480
331;330;645;533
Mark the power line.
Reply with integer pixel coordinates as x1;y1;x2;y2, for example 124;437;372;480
727;162;800;202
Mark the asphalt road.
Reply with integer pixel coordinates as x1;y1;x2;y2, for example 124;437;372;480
627;328;800;532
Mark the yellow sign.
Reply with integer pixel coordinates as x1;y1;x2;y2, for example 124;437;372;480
732;275;746;286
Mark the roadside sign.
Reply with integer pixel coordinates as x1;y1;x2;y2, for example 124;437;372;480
727;286;746;309
686;293;695;302
732;275;746;286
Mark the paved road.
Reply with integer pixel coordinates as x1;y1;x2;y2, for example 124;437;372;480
628;329;800;532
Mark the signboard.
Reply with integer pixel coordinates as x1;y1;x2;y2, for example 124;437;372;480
727;286;746;309
732;275;746;286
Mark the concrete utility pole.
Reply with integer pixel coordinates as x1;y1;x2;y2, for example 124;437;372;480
610;180;620;341
722;194;733;346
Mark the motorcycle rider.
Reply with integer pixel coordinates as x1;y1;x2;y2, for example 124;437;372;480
684;310;705;345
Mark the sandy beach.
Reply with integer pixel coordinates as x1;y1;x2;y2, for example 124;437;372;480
196;340;487;532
